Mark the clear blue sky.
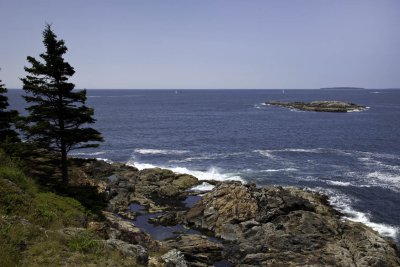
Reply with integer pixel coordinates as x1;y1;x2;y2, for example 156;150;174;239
1;0;399;89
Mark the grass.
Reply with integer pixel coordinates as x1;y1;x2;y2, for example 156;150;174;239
0;150;141;266
33;192;87;228
67;230;104;253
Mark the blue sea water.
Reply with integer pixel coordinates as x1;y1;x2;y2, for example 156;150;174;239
7;89;400;243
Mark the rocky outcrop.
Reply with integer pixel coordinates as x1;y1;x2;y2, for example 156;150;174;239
164;235;224;266
266;100;366;112
183;182;400;267
102;211;160;252
77;160;399;266
107;166;200;213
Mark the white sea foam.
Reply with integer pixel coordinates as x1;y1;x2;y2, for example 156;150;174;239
327;180;352;187
191;182;215;191
253;150;277;159
126;160;245;183
366;171;400;191
96;157;114;164
256;148;397;159
254;103;268;109
134;148;189;155
70;151;106;156
314;188;399;240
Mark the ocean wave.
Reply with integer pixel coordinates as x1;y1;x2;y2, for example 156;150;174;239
69;151;106;156
259;168;298;173
253;150;277;159
359;157;400;172
327;180;352;187
95;157;114;164
366;171;400;191
169;152;243;163
126;160;245;183
255;148;398;159
134;148;189;155
314;188;398;240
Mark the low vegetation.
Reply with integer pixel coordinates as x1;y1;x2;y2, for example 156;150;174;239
0;150;138;266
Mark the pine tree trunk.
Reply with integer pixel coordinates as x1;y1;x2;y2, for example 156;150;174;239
61;143;68;183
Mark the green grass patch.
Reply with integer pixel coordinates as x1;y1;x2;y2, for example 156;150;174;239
0;163;37;196
32;192;87;228
67;230;104;253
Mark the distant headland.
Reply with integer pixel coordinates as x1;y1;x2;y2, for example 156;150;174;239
320;87;365;90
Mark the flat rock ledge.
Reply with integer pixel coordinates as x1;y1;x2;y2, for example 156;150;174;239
266;100;366;112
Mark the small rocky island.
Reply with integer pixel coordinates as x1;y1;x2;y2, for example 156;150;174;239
266;100;366;112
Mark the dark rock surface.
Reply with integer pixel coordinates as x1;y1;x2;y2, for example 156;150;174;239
266;100;366;112
183;182;400;267
164;235;224;266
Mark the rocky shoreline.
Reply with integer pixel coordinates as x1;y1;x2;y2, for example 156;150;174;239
78;159;399;266
266;101;366;112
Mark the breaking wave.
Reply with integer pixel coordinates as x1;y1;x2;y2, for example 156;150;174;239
314;188;399;240
69;151;107;156
191;182;215;191
126;160;245;183
134;148;189;155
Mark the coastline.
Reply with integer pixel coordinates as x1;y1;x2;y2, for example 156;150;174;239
78;158;400;266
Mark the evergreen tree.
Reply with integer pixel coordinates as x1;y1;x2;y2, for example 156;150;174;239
0;77;19;142
21;24;103;183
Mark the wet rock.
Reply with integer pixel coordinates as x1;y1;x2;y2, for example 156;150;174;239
103;211;160;251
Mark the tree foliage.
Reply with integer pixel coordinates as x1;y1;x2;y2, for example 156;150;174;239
21;24;103;182
0;78;19;143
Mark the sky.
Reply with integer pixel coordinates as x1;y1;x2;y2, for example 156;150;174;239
0;0;399;89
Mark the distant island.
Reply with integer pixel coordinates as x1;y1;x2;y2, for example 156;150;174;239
266;100;366;112
320;87;365;90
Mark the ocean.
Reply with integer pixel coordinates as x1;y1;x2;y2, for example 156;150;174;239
7;89;400;243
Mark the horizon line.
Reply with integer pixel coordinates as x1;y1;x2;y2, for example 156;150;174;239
7;87;400;90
